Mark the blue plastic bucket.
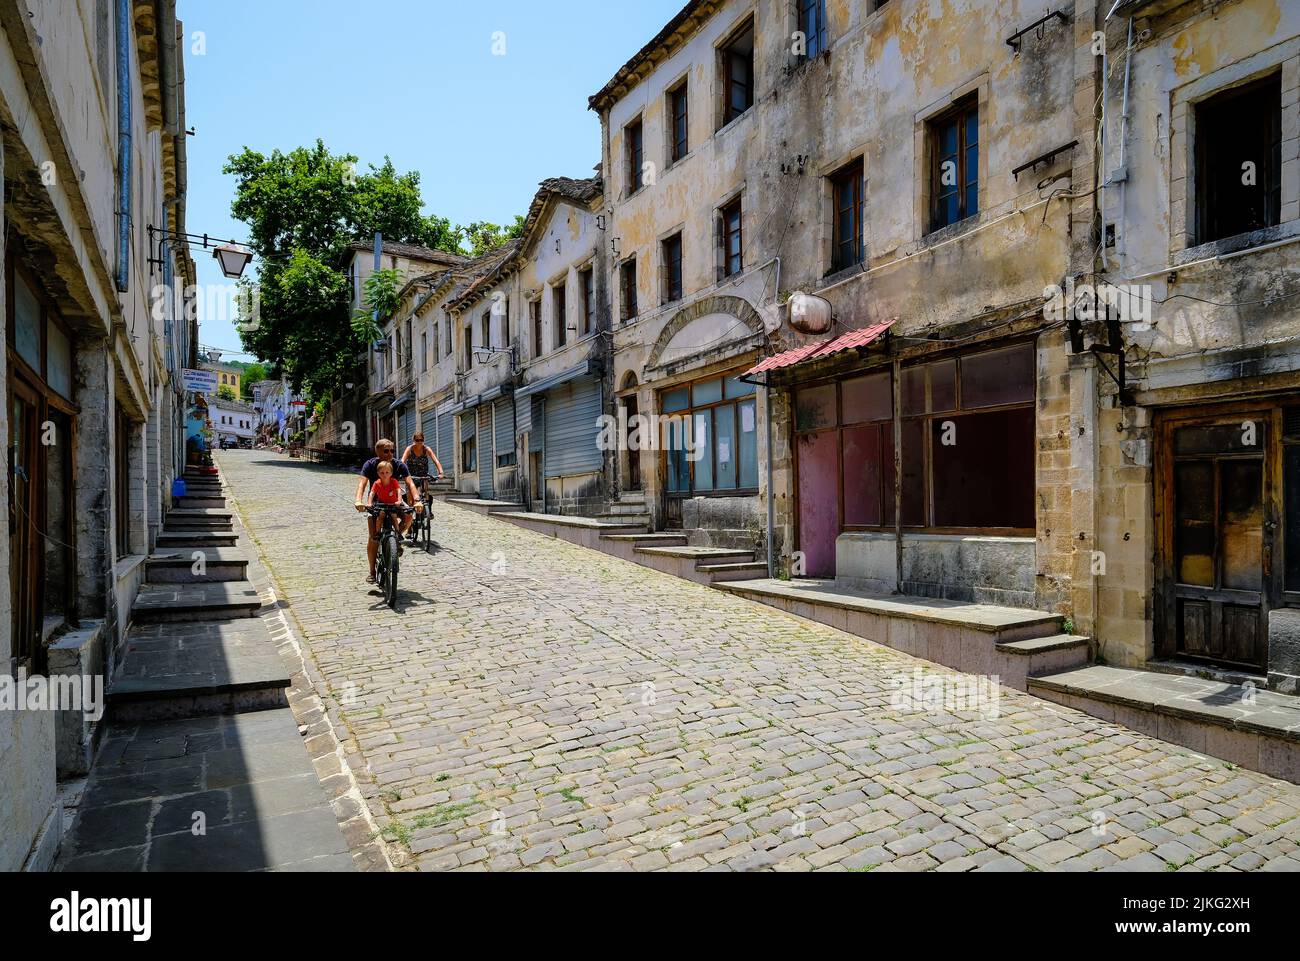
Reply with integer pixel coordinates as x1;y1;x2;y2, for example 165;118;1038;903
171;477;187;498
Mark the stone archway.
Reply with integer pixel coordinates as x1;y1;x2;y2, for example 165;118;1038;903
645;295;766;375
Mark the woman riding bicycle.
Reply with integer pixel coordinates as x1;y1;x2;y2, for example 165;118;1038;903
400;433;443;542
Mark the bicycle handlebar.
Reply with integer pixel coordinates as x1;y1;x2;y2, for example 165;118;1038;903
366;505;415;515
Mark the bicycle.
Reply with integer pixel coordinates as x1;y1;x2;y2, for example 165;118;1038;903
367;504;414;609
406;475;439;553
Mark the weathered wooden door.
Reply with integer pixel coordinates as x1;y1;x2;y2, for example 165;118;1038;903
797;429;840;578
9;379;42;671
1161;408;1275;671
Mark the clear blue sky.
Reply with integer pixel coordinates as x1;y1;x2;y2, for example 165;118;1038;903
177;0;682;362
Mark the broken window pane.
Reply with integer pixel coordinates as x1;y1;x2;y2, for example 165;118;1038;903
1175;460;1215;587
841;371;891;424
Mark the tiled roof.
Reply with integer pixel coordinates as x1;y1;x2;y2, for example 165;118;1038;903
343;240;469;268
518;175;604;254
746;320;896;376
445;240;525;313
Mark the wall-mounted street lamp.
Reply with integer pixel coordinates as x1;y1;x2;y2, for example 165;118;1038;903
148;226;254;279
473;343;519;374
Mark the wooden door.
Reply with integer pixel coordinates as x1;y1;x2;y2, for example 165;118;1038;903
1160;409;1274;671
796;429;841;578
624;395;642;491
9;379;42;671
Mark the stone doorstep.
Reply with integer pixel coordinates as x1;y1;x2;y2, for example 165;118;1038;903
635;545;754;561
599;533;689;545
1029;665;1300;783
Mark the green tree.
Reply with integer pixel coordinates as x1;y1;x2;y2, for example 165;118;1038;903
217;384;237;402
224;140;461;401
461;215;526;257
240;362;267;399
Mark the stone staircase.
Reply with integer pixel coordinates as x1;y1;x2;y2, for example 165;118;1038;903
56;466;353;871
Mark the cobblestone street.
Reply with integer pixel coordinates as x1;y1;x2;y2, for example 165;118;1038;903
217;451;1300;872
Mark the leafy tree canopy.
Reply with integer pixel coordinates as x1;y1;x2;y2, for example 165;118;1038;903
462;216;526;257
225;141;465;401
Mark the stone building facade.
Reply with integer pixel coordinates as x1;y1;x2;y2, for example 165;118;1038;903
1;0;196;870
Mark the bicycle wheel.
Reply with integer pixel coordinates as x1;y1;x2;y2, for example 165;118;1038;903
383;534;399;608
422;506;432;552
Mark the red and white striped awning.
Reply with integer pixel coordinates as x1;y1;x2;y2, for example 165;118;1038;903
745;319;896;377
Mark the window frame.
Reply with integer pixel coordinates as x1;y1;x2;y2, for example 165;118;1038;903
553;281;568;350
1194;72;1283;246
830;158;865;273
530;297;544;358
662;233;684;305
669;81;689;165
796;0;826;61
660;373;760;498
720;18;755;128
625;116;645;195
620;258;639;323
720;196;743;278
928;95;979;233
580;266;595;336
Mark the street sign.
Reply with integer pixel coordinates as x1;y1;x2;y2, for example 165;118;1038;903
182;368;218;393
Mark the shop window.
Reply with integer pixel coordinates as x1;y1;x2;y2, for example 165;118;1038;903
663;375;757;495
1197;74;1281;244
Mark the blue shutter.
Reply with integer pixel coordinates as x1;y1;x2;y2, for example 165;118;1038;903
399;406;417;455
494;399;514;467
543;376;602;477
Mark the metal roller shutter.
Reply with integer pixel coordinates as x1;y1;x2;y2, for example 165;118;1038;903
529;397;544;453
399;406;417;456
494;399;514;469
435;407;454;477
515;390;531;437
478;405;494;499
543;376;602;478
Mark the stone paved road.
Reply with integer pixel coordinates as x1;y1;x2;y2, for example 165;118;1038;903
217;451;1300;872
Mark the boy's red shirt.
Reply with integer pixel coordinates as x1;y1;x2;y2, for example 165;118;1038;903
372;477;402;505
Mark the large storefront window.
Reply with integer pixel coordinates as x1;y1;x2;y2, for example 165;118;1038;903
794;342;1035;536
662;374;758;495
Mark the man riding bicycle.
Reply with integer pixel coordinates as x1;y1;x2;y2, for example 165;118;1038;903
400;432;443;542
354;439;423;584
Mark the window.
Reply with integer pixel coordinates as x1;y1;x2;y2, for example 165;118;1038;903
929;96;979;231
463;323;473;370
1196;74;1282;244
421;331;428;373
662;233;684;304
501;297;511;346
831;159;864;272
481;311;492;352
720;197;743;278
620;258;639;322
553;282;568;349
443;318;452;359
462;434;477;473
531;299;543;358
722;22;755;126
663;375;758;495
626;117;644;194
797;0;826;60
669;82;689;164
905;344;1034;529
404;319;412;367
580;267;595;335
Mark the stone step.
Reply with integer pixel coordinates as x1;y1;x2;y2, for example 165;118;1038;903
600;533;689;547
632;545;756;585
714;579;1065;690
444;497;523;516
164;509;234;532
597;512;652;525
108;617;289;720
156;530;239;549
57;708;353;872
1029;664;1300;784
176;495;227;510
131;582;261;623
603;502;650;515
696;561;769;583
146;548;250;584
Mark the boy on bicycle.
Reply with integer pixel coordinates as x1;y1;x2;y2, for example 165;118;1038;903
364;461;407;583
355;439;422;584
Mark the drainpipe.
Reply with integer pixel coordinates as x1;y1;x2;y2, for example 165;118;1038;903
114;0;132;292
892;355;903;594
